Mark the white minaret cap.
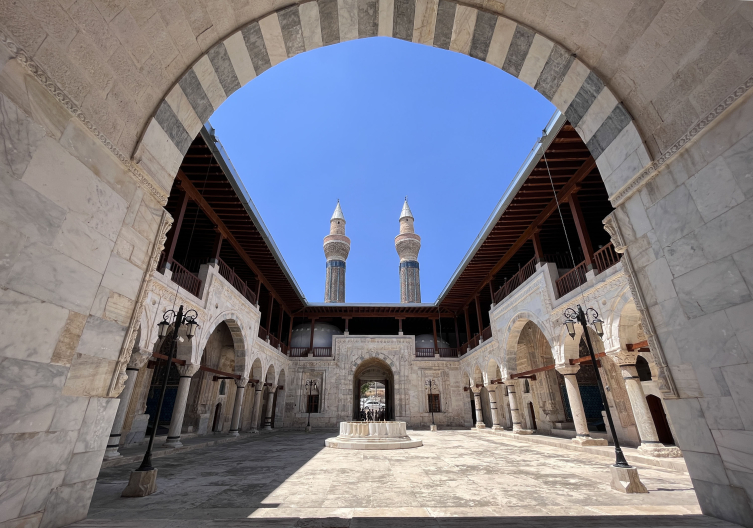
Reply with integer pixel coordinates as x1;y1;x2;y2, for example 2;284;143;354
331;200;345;221
399;197;414;220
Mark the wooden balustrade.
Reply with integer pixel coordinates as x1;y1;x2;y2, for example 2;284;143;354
481;326;492;341
170;260;202;297
216;257;257;305
555;261;588;298
593;242;622;274
289;347;309;357
312;347;332;357
438;348;459;358
493;257;537;304
415;348;435;358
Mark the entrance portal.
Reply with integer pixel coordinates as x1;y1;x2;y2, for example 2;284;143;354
352;358;394;421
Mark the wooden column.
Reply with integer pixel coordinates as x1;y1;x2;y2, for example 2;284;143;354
568;192;594;269
277;309;284;342
308;318;318;351
266;296;274;334
209;230;224;265
432;319;438;352
344;317;351;335
531;228;543;264
397;317;404;335
287;316;294;345
164;190;190;269
255;280;262;306
454;317;460;348
488;281;494;300
464;307;471;339
475;295;484;336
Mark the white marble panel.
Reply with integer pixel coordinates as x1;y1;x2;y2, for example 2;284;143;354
604;149;647;197
449;5;476;55
259;13;288;66
0;92;46;181
700;396;745;430
52;215;115;275
19;470;64;517
165;84;203;139
673;257;751;319
645;184;706;248
338;0;358;42
76;315;127;362
551;59;589;113
378;0;394;37
193;55;226;110
682;451;731;486
597;121;644;178
100;254;145;301
0;289;69;364
485;16;515;69
662;398;719;454
0;357;67;434
49;396;89;432
518;34;553;88
74;397;119;454
720;364;753;431
224;31;256;86
0;476;31;522
722;128;753;199
22;138;128;243
299;2;323;50
664;231;709;277
0;172;66;247
576;87;619;143
0;430;78;481
6;241;102;314
712;429;753;473
412;0;438;45
0;219;24;287
63;449;105;485
39;479;96;527
686;157;746;223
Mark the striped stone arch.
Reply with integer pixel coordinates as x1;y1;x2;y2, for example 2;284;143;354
197;311;249;375
136;0;648;200
501;310;554;376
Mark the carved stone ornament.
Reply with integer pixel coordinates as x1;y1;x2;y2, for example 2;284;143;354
602;213;678;398
128;347;152;369
108;210;174;397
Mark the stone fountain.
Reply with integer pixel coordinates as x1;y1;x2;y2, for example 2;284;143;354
325;421;422;450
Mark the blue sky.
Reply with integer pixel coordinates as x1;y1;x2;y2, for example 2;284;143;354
211;37;554;304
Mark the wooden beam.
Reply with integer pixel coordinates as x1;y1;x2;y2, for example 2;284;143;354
176;170;292;313
626;340;649;351
457;156;595;308
510;364;554;378
568;192;594;268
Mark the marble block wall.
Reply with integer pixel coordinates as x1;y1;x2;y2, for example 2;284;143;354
0;48;165;526
612;89;753;526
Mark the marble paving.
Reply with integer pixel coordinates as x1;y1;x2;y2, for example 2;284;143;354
72;430;741;527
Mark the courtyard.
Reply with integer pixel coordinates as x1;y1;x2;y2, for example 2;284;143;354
71;430;737;527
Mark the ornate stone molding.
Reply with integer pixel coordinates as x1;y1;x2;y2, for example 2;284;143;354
0;31;169;206
108;209;173;397
550;270;628;322
609;74;753;207
603;212;678;398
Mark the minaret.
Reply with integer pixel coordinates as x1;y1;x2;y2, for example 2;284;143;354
395;198;421;303
323;201;350;303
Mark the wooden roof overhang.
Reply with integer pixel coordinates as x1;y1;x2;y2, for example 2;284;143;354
437;112;611;313
295;304;453;319
172;127;307;313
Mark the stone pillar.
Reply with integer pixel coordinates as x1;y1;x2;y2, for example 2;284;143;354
164;364;200;448
485;384;502;431
556;365;606;446
613;353;681;457
504;380;532;434
228;377;248;437
471;387;485;428
263;387;277;430
250;383;264;433
105;349;150;459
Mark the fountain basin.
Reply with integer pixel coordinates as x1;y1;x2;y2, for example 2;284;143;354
325;421;422;450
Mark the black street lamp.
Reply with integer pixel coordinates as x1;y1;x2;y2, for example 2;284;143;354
137;305;199;472
563;304;630;469
305;379;317;431
425;379;437;427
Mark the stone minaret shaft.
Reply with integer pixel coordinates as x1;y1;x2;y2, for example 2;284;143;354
395;198;421;303
323;201;350;303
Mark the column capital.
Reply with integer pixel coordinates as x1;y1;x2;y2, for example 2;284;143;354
235;376;249;388
503;379;516;387
484;384;497;392
128;348;152;369
470;385;482;394
606;348;639;366
177;363;200;377
555;364;580;376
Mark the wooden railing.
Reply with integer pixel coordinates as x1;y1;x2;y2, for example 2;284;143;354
289;347;309;357
594;242;621;274
493;257;537;304
216;257;257;305
467;335;480;351
415;348;435;358
416;347;460;358
459;343;468;356
555;261;588;298
258;326;268;341
543;247;584;269
481;326;492;341
438;348;459;358
170;260;202;297
312;347;332;357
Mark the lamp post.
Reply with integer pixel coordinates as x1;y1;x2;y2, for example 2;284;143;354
137;305;199;472
563;304;630;469
425;379;437;429
305;379;317;432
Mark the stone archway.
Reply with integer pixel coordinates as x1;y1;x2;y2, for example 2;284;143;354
352;357;395;421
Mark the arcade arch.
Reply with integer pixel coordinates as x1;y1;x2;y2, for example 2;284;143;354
352;358;395;421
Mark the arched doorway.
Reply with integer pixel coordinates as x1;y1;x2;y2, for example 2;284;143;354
646;395;675;445
352;358;394;421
